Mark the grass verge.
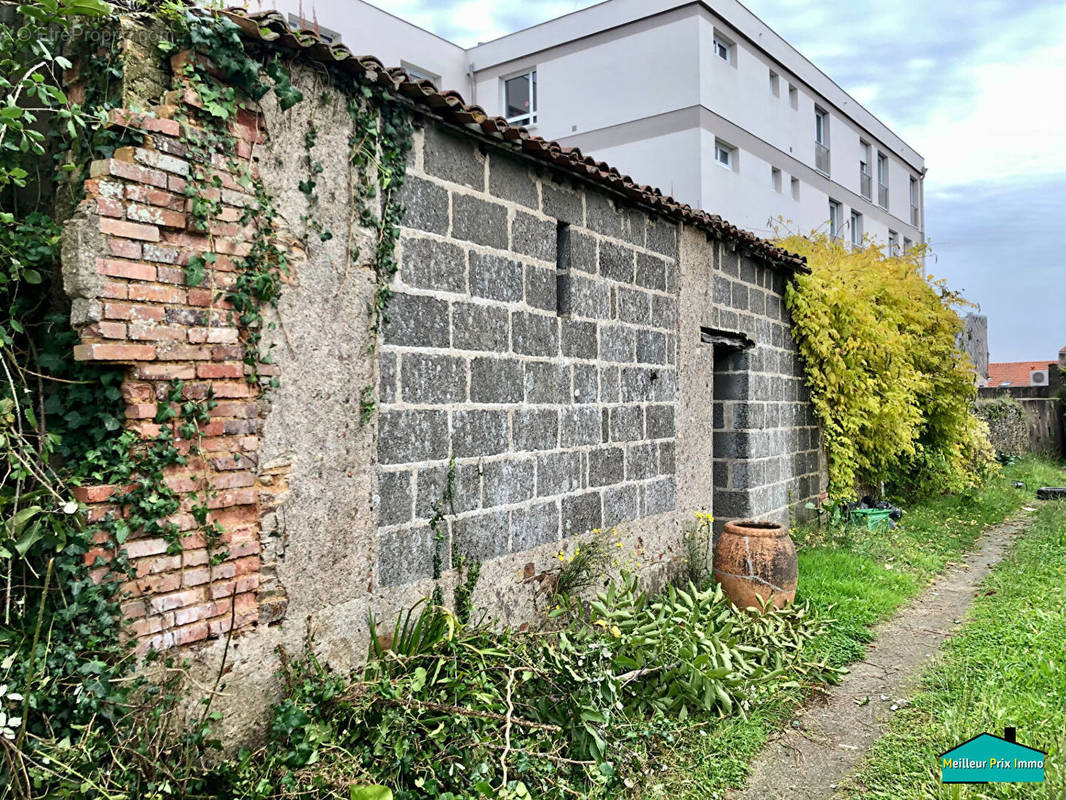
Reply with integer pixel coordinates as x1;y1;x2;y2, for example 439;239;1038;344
837;495;1066;799
628;456;1066;799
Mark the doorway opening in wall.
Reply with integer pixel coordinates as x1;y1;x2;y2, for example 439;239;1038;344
703;327;754;537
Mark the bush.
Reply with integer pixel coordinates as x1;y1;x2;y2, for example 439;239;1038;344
777;232;997;501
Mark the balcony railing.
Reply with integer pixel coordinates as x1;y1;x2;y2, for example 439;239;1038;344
860;171;872;200
877;183;889;208
815;142;830;174
910;204;920;226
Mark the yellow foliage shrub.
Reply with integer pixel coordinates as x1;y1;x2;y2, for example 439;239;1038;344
777;232;997;501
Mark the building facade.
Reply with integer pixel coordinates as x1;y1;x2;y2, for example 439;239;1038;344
261;0;926;248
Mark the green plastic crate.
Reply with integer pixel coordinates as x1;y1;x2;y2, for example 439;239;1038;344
849;507;893;530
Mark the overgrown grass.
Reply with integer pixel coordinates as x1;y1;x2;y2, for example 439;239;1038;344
838;497;1066;798
626;456;1066;799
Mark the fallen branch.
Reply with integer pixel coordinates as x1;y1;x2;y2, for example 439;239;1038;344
341;691;562;733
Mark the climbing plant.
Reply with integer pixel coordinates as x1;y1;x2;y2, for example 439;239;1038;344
778;231;997;502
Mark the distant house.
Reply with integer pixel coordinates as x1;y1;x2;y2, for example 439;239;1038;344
987;359;1056;388
939;731;1045;784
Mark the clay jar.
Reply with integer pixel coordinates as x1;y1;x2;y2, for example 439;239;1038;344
712;519;797;610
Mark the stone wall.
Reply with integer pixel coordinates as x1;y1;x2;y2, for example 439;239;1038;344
59;41;824;738
977;389;1065;458
377;122;682;585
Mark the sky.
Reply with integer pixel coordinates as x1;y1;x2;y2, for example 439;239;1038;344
363;0;1066;363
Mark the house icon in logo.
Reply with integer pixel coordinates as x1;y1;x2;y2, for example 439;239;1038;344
940;727;1046;784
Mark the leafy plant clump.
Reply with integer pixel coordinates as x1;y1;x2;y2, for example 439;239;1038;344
214;574;844;800
778;231;997;502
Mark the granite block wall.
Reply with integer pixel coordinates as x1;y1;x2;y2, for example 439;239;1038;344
377;120;682;586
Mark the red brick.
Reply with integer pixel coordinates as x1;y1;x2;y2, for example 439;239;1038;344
97;258;156;281
83;177;125;200
168;174;187;193
96;197;124;218
124;403;157;420
207;488;256;510
135;363;196;381
181;567;211;587
173;604;210;627
196;362;244;379
89;158;168;189
100;217;160;243
187;288;217;307
174;622;210;646
210;471;255;490
155;266;186;285
96;321;127;339
103;281;128;299
134;554;181;577
214;238;252;257
130;284;187;304
150;587;206;614
164;474;198;493
211;345;244;362
210;380;253;398
126;202;186;229
108;238;142;259
128;323;188;342
142;244;183;264
104;302;165;322
125;539;174;562
121;382;154;403
73;343;155;362
213;401;256;418
126;183;185;211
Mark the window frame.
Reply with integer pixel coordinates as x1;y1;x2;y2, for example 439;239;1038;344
714;139;736;170
771;166;782;192
814;107;829;146
828;199;842;238
888;230;899;258
850;210;863;247
712;32;735;65
502;68;538;126
769;70;780;96
790;176;800;201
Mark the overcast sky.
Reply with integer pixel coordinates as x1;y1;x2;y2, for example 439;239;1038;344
367;0;1065;362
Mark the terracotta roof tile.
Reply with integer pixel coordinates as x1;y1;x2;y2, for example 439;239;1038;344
216;7;808;272
987;361;1054;387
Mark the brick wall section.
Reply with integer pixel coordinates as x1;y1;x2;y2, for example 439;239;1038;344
376;120;681;586
710;250;822;526
65;70;270;651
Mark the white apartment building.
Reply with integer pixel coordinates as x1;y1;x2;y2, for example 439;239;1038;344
258;0;925;247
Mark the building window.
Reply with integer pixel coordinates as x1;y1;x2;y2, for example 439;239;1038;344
769;70;780;96
287;13;342;43
504;69;537;125
788;83;798;109
714;139;736;170
713;33;734;64
888;230;899;257
814;107;830;174
877;152;889;207
910;176;920;226
791;176;800;200
401;61;441;85
829;200;842;238
903;236;913;252
771;166;782;192
850;210;863;247
859;140;872;200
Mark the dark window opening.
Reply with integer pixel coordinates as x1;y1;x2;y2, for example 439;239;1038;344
706;328;754;534
556;221;571;316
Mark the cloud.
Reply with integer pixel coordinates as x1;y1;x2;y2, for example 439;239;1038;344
365;0;599;46
925;175;1066;361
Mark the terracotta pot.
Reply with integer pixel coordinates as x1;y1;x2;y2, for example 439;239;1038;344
712;519;797;611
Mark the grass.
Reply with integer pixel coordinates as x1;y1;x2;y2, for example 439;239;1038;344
628;456;1066;799
837;497;1066;799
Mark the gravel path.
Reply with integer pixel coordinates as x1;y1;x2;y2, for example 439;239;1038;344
727;512;1033;800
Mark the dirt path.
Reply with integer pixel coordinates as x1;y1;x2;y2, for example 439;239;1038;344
727;511;1034;800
